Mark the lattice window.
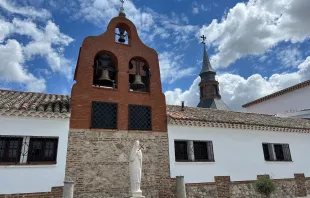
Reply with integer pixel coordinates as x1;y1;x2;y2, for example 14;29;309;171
262;143;292;162
91;101;118;129
193;141;214;161
0;136;58;164
28;138;58;162
0;137;22;163
174;140;188;161
128;104;152;130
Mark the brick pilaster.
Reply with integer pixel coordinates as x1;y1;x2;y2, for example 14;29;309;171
215;176;230;198
295;173;307;197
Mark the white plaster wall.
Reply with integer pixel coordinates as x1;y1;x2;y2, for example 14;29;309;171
0;116;69;194
168;125;310;183
245;85;310;115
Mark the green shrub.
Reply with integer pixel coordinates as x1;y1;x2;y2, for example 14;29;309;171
254;176;276;198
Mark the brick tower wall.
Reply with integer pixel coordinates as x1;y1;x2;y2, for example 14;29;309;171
65;15;174;197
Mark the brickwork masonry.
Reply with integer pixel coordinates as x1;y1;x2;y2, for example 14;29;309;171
65;129;174;198
185;175;310;198
0;187;63;198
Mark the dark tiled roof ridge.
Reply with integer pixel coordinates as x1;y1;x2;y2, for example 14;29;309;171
0;89;70;114
0;89;70;97
167;104;273;116
166;105;310;130
242;80;310;108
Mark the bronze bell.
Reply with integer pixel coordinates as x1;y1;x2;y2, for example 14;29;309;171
98;68;113;87
118;28;126;43
131;74;145;90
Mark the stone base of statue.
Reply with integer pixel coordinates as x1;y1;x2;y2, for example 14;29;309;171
130;190;145;198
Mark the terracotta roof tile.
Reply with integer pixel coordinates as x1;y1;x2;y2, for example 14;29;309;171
1;89;310;130
166;105;310;130
0;89;70;115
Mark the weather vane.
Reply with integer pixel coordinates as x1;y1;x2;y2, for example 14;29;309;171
201;35;206;44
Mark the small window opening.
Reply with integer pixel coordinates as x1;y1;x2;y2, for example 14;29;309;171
115;27;129;45
212;85;217;95
262;143;292;161
93;54;117;88
129;59;150;92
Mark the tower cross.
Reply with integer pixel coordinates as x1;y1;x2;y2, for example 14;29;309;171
201;35;206;44
120;0;125;13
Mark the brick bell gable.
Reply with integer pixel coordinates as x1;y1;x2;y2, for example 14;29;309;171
70;15;167;131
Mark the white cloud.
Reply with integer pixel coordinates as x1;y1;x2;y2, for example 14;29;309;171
165;56;310;110
11;18;74;77
0;18;13;42
0;39;46;92
159;52;195;84
192;8;199;14
200;0;310;68
0;15;73;91
276;47;303;68
0;0;51;19
71;0;198;46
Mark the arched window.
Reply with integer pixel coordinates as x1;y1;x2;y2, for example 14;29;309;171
128;58;150;92
115;23;130;45
93;53;117;88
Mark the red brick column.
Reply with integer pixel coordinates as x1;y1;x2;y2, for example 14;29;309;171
215;176;231;198
295;173;307;197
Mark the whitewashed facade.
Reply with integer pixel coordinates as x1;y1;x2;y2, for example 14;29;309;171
168;124;310;183
243;81;310;115
0;116;69;194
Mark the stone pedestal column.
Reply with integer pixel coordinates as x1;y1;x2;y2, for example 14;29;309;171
176;176;187;198
62;180;74;198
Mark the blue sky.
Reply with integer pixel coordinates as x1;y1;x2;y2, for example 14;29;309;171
0;0;309;110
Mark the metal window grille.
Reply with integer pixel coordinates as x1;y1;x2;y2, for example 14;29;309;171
91;101;118;129
28;138;58;162
193;141;214;161
128;104;152;130
0;137;22;163
0;136;58;164
274;144;285;161
174;140;188;161
262;143;292;162
262;143;271;161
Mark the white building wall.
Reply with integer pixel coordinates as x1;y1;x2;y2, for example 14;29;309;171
245;85;310;115
168;125;310;183
0;116;69;194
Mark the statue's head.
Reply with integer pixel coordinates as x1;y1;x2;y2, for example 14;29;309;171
135;140;140;147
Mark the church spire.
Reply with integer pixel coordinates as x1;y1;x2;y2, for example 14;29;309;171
200;39;215;74
197;35;229;110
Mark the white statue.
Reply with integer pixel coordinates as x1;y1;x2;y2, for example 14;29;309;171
129;140;144;198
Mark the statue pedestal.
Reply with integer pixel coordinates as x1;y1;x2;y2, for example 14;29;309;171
130;190;145;198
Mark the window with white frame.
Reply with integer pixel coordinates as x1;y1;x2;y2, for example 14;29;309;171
174;140;214;162
0;136;58;164
262;143;292;162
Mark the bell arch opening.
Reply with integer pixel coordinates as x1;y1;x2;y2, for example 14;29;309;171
128;57;150;92
115;23;131;45
93;52;118;88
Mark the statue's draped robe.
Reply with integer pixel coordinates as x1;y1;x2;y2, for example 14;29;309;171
129;142;142;193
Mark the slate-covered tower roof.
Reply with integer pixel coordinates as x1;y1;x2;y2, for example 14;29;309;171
197;42;229;110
